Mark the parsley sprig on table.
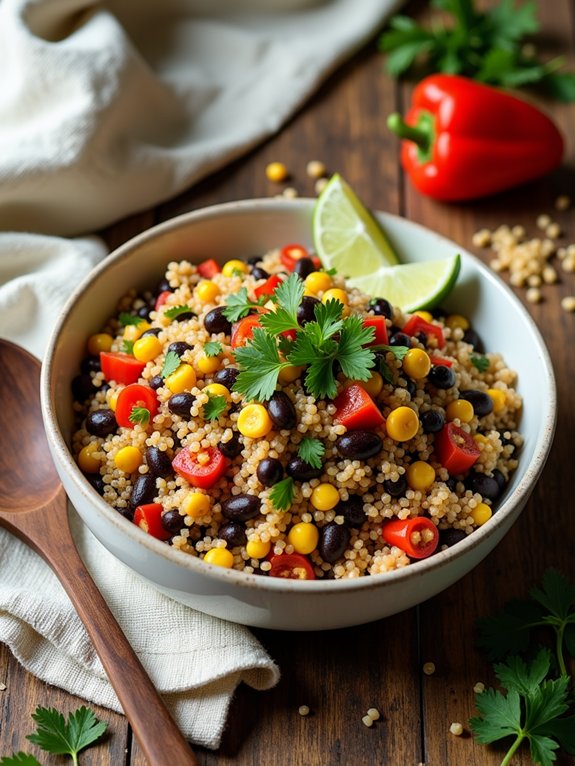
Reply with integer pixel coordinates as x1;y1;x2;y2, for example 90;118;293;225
379;0;575;101
470;570;575;765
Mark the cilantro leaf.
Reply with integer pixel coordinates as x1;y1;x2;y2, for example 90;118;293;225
0;755;41;766
261;274;304;335
471;687;522;744
203;395;227;421
530;569;575;623
312;299;344;341
164;305;195;320
129;406;150;425
336;316;375;382
121;339;134;355
204;341;223;358
269;477;295;511
233;328;288;402
161;351;181;379
118;312;143;327
297;438;325;470
26;705;107;761
222;288;263;323
471;354;490;373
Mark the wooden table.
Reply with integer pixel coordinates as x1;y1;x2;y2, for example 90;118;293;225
2;1;575;764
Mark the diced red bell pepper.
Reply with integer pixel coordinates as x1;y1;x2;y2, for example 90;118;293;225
254;274;283;299
280;244;309;271
172;446;228;489
154;290;172;311
333;383;385;430
268;553;316;580
363;316;388;346
133;503;171;541
231;315;262;348
381;517;439;559
429;355;453;368
197;259;221;279
402;315;445;348
100;352;146;385
115;383;158;428
435;422;480;474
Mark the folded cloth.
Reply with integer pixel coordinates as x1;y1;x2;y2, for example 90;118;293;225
0;0;403;748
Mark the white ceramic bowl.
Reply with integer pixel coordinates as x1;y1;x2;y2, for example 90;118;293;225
41;199;556;631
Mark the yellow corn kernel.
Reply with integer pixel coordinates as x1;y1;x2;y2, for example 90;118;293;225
414;310;433;323
347;371;383;398
165;363;196;394
181;492;210;519
107;389;120;412
265;161;288;182
385;406;420;442
77;443;101;473
304;271;333;295
123;321;150;342
322;288;349;316
87;333;113;355
402;348;431;380
278;365;304;384
222;259;249;277
114;446;142;473
288;522;319;555
487;388;506;413
197;354;221;374
246;539;271;559
196;281;220;303
474;433;488;446
132;335;163;363
406;461;436;491
203;383;231;401
238;404;273;439
446;399;474;423
445;314;470;331
471;502;492;526
204;547;234;568
310;483;340;511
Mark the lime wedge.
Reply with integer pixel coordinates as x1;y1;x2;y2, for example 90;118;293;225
349;254;461;313
313;174;399;278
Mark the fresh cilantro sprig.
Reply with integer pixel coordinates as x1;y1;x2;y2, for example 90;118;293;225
120;340;134;355
160;350;180;379
221;288;266;323
297;437;325;470
0;705;108;766
203;395;228;421
129;406;151;425
234;328;290;402
379;0;575;102
118;312;143;327
164;305;195;320
269;477;295;511
260;274;304;335
204;341;223;358
471;353;490;373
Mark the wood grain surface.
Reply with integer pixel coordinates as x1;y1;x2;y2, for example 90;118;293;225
2;1;575;764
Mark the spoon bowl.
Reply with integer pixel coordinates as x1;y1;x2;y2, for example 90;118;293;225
0;338;197;766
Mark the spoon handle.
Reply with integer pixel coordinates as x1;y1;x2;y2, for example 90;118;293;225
0;489;198;766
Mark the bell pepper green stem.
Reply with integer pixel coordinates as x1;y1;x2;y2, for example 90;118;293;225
387;113;430;150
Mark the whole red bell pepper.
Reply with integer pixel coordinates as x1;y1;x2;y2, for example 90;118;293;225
387;74;564;201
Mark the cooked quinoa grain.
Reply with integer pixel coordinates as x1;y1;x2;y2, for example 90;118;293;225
449;722;464;736
72;247;522;581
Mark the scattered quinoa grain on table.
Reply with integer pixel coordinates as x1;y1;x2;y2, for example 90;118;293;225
473;682;485;694
306;160;327;179
71;243;522;581
362;715;374;727
366;707;380;721
449;722;464;736
422;662;436;675
298;705;310;716
555;194;571;211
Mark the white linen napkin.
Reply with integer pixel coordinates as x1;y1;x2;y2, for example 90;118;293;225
0;0;403;749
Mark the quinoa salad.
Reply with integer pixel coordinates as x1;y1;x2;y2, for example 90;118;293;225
72;245;522;580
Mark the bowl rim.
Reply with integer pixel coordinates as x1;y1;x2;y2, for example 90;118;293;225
40;197;557;594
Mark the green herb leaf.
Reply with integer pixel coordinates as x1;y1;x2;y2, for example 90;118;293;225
269;477;295;511
164;305;194;320
203;395;228;421
297;437;326;470
336;316;375;382
543;71;575;102
379;358;395;385
261;274;304;335
121;340;134;355
471;354;490;373
204;341;223;358
222;288;263;323
161;350;181;379
129;406;151;425
0;755;41;766
26;706;107;761
118;312;143;326
233;328;288;402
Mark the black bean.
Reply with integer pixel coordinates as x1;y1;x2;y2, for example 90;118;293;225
137;305;151;320
219;432;243;458
145;446;172;478
439;528;466;548
404;378;417;398
247;255;262;266
257;458;283;487
462;328;484;353
87;474;105;495
141;327;161;338
221;494;261;522
428;365;456;389
149;375;164;391
219;521;247;548
431;306;447;319
492;468;507;493
204;306;232;335
297;296;320;326
130;474;157;509
214;367;239;390
369;298;392;319
72;374;97;402
116;506;134;521
173;310;196;323
459;389;493;417
168;392;195;418
293;257;316;280
466;472;501;501
161;509;184;534
167;341;192;358
319;523;351;563
336;495;365;527
81;355;101;374
383;475;407;498
287;457;322;482
415;332;427;346
336;431;383;460
421;410;445;434
251;266;270;281
156;278;173;294
445;477;457;492
266;391;297;429
86;409;117;437
389;332;411;348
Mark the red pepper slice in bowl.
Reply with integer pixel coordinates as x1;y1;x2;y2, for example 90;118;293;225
363;316;388;346
197;258;221;278
435;422;480;474
172;446;228;489
280;244;309;271
133;503;171;541
333;383;385;430
381;517;439;560
268;553;316;580
115;383;158;428
231;315;263;348
254;274;283;299
100;351;145;385
402;315;445;348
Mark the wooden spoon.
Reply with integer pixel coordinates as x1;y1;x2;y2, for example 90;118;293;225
0;339;197;766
